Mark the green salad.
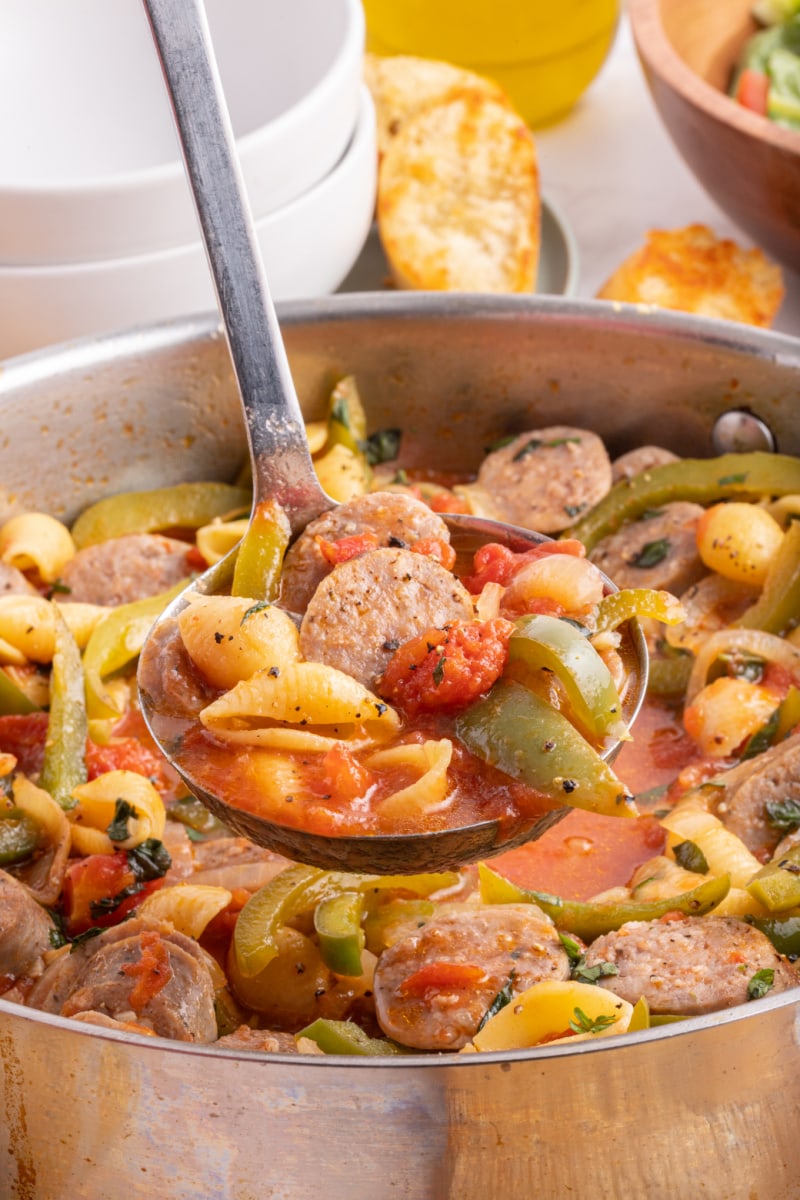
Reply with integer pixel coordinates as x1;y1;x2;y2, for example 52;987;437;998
730;0;800;129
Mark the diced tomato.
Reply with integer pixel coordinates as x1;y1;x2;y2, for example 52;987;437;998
487;810;667;902
0;712;48;776
399;961;485;1000
378;618;514;715
62;853;165;936
120;929;173;1011
320;743;376;804
411;537;457;570
735;68;769;116
427;491;470;515
316;532;379;565
86;735;182;799
460;540;585;594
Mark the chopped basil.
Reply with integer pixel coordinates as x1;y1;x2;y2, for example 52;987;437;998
513;438;543;461
740;708;781;761
330;395;351;429
558;933;583;963
717;472;748;486
484;434;517;454
432;656;446;687
572;958;620;985
630;538;671;569
391;468;409;486
107;798;139;843
127;838;171;881
477;970;517;1031
241;600;273;623
364;428;402;466
512;436;581;462
765;798;800;832
569;1007;617;1035
46;579;72;597
720;651;766;683
673;839;710;875
747;968;775;1001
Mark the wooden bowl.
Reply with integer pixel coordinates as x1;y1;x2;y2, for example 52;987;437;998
629;0;800;272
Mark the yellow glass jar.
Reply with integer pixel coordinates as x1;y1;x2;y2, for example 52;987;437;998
362;0;621;127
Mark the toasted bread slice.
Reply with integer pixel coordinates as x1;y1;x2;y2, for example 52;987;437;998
377;88;540;293
363;52;510;163
597;224;784;328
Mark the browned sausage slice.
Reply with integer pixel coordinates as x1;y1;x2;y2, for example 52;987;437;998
60;533;194;606
26;916;218;1042
611;445;679;482
280;491;452;614
0;868;56;979
711;732;800;857
476;426;612;533
373;904;570;1050
589;501;706;593
299;546;474;688
583;916;797;1015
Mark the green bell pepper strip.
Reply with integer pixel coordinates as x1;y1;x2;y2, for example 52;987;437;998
566;453;800;554
478;862;731;941
297;1018;406;1056
39;607;87;809
82;580;188;719
646;653;694;698
326;375;369;456
594;588;685;634
736;521;800;637
747;845;800;912
313;890;366;976
0;806;41;865
362;896;435;955
506;614;626;743
70;482;251;549
628;995;650;1032
231;499;290;601
0;667;39;715
776;685;800;740
747;912;800;957
456;679;636;818
234;864;459;978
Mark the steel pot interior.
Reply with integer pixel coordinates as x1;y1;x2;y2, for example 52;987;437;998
2;293;800;1200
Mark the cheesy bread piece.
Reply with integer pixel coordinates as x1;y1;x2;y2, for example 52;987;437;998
363;52;510;163
377;88;540;293
597;224;784;328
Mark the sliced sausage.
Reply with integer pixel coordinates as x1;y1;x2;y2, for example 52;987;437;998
583;916;797;1015
299;546;474;688
611;445;679;482
60;533;194;606
0;868;56;978
711;732;800;857
373;904;570;1050
476;426;612;534
589;501;706;593
280;491;452;614
26;916;218;1042
215;1025;323;1054
0;563;38;596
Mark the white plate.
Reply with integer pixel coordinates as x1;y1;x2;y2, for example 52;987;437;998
337;195;579;296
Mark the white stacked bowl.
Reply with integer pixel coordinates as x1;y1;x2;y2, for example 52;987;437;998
0;0;375;357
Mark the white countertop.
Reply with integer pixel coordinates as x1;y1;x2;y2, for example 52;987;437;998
534;11;800;337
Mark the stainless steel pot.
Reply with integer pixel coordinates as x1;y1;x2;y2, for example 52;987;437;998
2;294;800;1200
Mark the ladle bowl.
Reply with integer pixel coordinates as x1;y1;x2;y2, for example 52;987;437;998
137;0;648;874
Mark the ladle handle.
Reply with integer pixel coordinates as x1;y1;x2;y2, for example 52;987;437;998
141;0;331;534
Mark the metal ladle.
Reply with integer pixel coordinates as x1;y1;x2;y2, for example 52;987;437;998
137;0;647;873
